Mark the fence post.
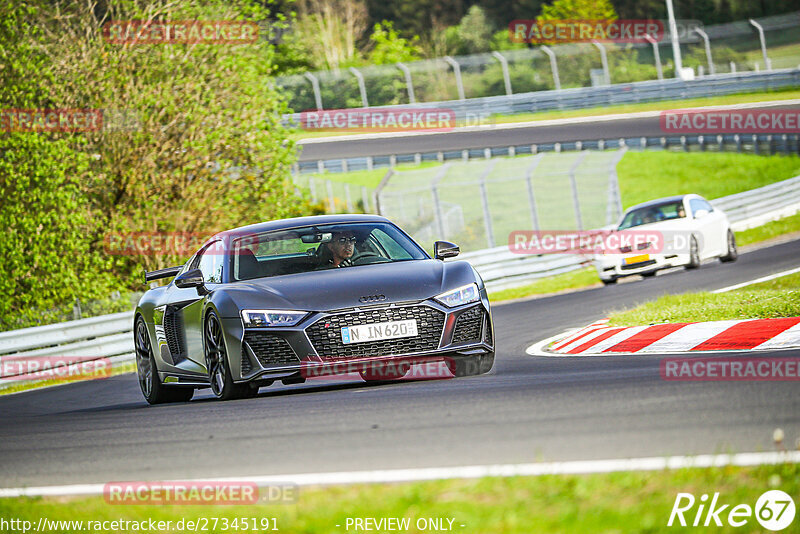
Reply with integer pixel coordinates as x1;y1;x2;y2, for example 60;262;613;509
349;67;369;107
361;186;370;213
694;28;715;75
569;152;588;230
373;169;395;215
592;41;611;85
430;164;451;237
749;19;771;71
644;34;663;80
345;183;353;212
304;72;323;110
396;62;416;104
491;51;513;96
326;181;335;213
540;46;561;90
607;147;627;224
479;160;496;248
309;177;317;202
444;56;465;100
525;154;544;232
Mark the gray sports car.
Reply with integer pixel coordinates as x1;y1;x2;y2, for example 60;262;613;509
134;214;494;403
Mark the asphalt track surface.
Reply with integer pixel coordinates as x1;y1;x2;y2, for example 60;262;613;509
1;238;799;488
297;103;800;161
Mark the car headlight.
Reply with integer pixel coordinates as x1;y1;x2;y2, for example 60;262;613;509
241;310;308;327
434;283;480;308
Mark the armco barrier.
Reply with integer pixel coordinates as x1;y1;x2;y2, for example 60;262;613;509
0;311;134;383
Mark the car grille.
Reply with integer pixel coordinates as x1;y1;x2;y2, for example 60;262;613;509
451;306;484;344
621;259;657;271
244;333;301;367
163;311;185;359
306;305;445;361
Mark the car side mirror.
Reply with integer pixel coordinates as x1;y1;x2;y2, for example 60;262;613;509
175;268;205;290
434;241;460;260
694;209;709;219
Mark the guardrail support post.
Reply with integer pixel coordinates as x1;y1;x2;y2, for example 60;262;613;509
444;56;466;100
304;72;323;110
540;46;561;90
396;62;416;104
591;41;611;86
479;161;496;248
694;28;715;75
749;19;771;71
349;67;369;108
361;186;370;213
569;152;588;230
491;51;513;96
525;154;544;232
644;34;663;80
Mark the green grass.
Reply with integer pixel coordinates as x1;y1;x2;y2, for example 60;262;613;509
290;86;800;140
736;211;800;247
1;463;797;533
617;152;800;209
608;271;800;326
489;267;599;302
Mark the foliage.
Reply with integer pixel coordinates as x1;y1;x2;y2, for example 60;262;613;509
366;21;423;65
294;0;369;69
538;0;618;21
1;0;314;330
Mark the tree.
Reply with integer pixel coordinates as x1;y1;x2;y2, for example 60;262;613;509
366;21;423;64
295;0;369;69
539;0;617;21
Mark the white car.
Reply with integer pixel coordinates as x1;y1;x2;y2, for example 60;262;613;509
595;194;738;285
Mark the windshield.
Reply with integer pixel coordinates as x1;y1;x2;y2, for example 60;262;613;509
231;222;428;281
617;201;686;230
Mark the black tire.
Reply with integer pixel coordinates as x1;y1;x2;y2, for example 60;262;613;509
685;235;701;270
204;311;252;400
720;230;738;263
135;316;193;405
446;355;483;377
602;278;617;286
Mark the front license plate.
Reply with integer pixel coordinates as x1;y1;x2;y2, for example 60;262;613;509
341;319;418;344
624;254;650;265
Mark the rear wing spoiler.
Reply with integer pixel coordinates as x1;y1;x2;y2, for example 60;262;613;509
144;266;182;283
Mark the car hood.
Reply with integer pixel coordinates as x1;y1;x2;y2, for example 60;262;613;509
216;259;477;313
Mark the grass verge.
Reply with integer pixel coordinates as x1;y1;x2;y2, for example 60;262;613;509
488;267;598;302
736;211;800;247
607;272;800;326
290;86;800;140
0;463;796;533
0;360;135;396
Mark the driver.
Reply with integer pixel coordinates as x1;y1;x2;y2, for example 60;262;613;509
320;231;356;268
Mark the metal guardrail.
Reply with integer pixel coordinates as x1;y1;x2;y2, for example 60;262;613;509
3;175;799;373
0;311;134;381
455;174;800;291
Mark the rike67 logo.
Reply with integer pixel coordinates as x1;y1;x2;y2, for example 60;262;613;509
668;490;796;530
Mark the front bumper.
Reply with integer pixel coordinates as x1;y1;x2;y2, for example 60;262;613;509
595;253;690;280
227;297;494;382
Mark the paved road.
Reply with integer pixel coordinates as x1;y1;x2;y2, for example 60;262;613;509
1;238;799;488
297;103;800;161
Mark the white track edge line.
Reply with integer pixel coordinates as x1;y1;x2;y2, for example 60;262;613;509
712;266;800;293
2;451;798;498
